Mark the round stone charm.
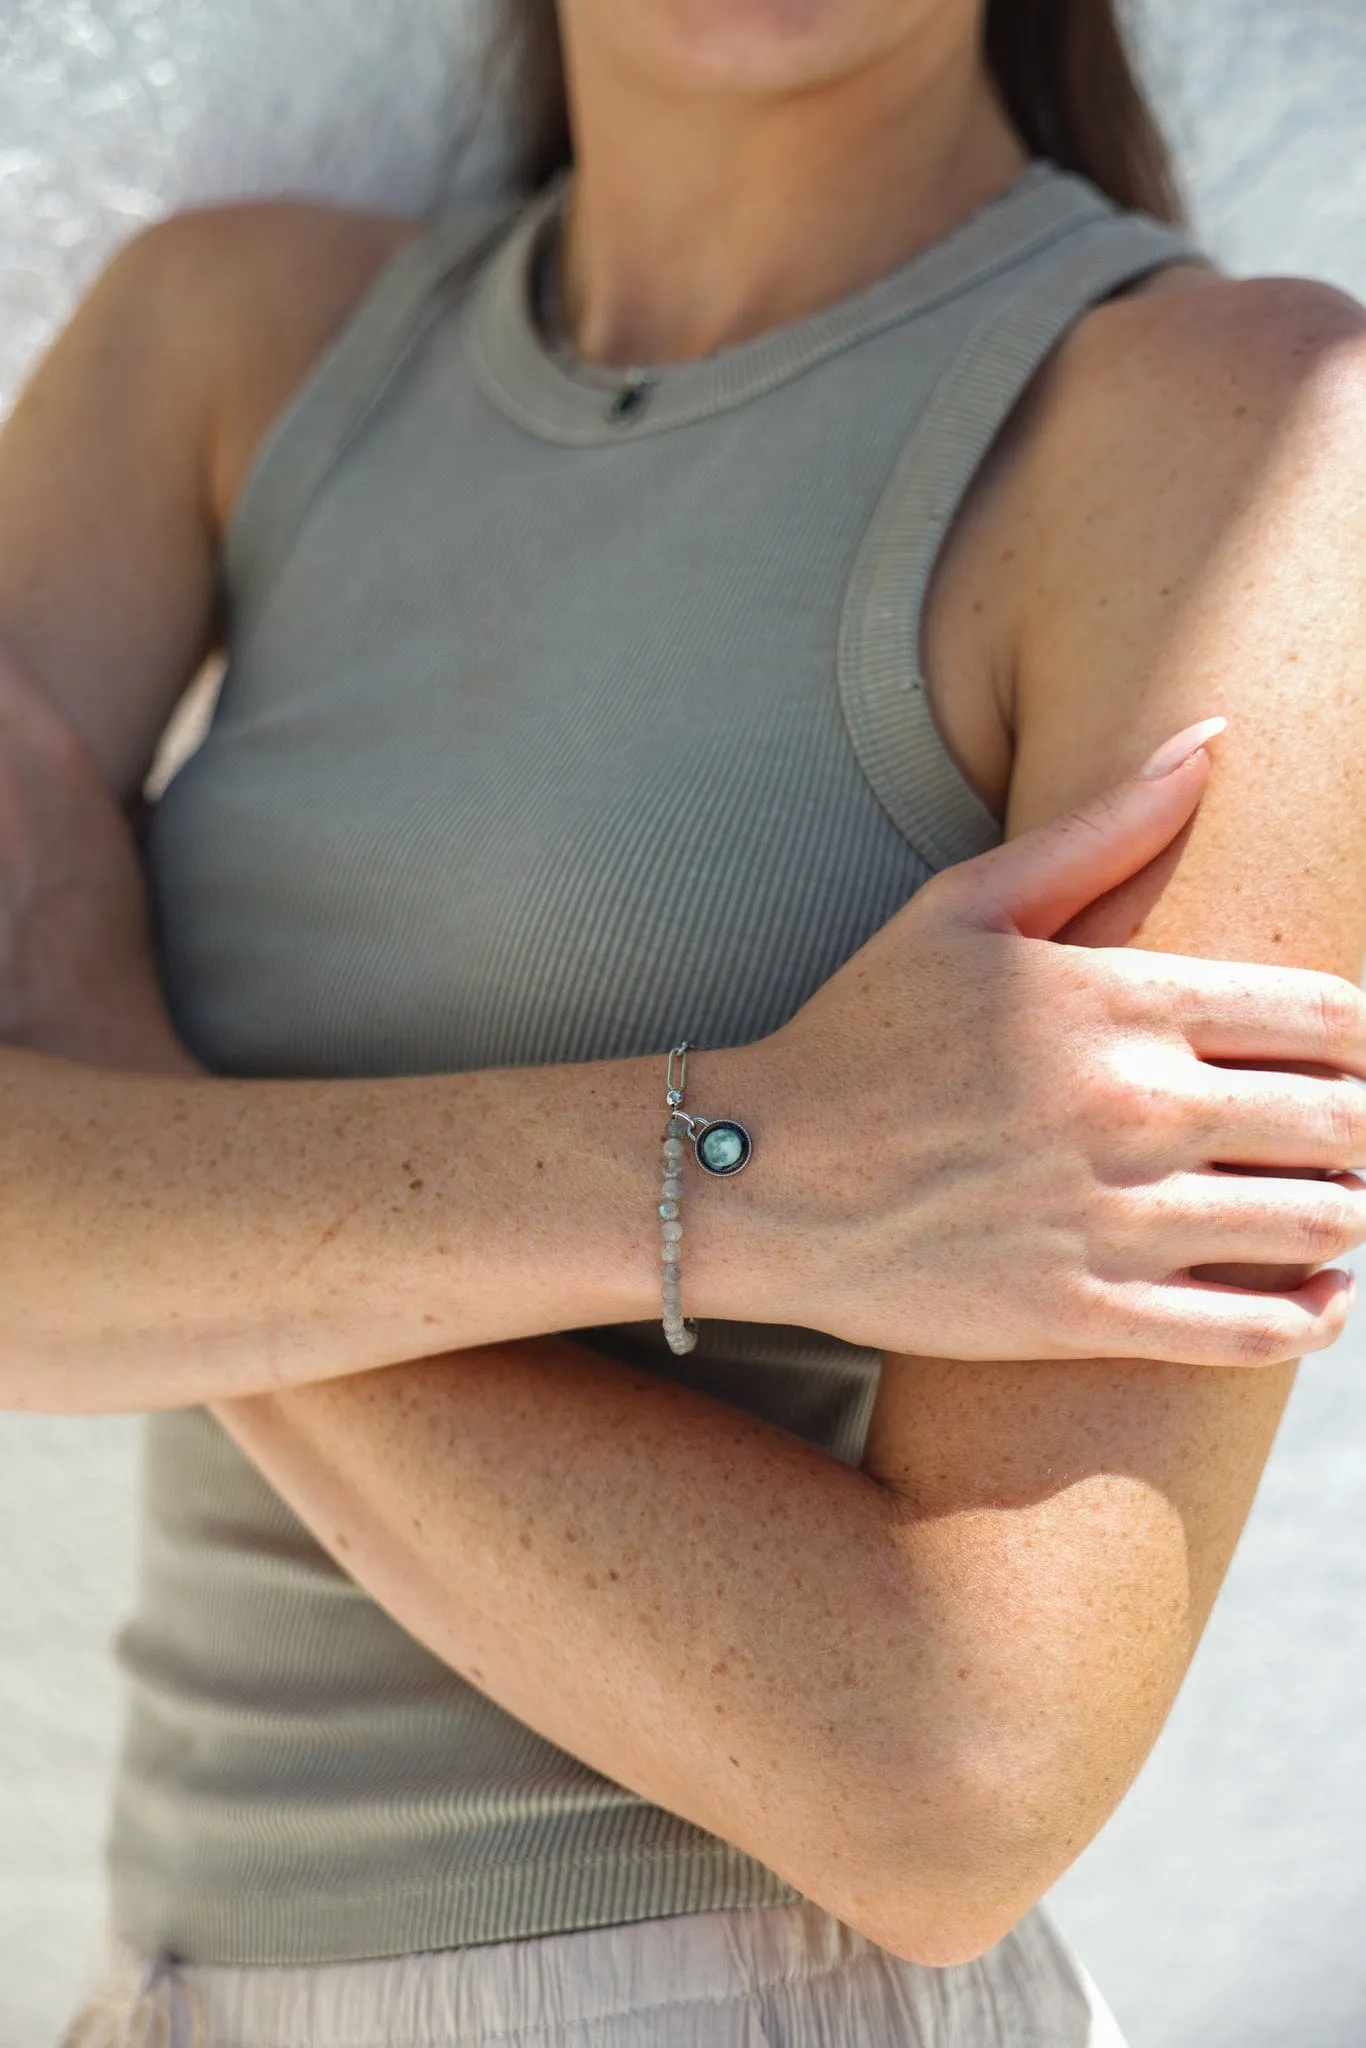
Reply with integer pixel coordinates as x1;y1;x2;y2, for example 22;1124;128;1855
694;1119;751;1176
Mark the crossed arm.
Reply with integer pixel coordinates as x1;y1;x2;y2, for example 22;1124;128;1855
6;223;1366;1966
213;277;1366;1963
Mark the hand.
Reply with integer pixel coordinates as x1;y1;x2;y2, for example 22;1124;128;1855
729;722;1366;1369
0;640;190;1073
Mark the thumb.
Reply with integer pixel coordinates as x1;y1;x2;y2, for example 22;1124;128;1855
944;717;1226;940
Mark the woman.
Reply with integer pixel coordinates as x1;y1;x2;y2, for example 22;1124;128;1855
2;0;1366;2041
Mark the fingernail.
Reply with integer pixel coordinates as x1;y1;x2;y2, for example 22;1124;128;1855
1136;717;1228;779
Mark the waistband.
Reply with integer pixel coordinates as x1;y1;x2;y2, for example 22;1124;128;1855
64;1903;1117;2048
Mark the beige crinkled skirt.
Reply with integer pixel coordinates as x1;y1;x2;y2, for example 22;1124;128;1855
59;1901;1126;2048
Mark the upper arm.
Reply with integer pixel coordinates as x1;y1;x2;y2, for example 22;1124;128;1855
862;275;1366;1927
0;198;413;802
0;208;227;798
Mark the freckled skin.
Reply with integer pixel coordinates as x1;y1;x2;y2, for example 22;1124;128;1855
5;0;1366;1972
222;274;1366;1964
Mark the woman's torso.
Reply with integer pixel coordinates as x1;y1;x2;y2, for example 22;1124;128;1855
110;166;1197;1965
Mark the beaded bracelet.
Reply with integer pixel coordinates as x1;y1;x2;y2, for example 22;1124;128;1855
660;1041;753;1355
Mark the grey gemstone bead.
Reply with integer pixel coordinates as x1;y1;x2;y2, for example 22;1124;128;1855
662;1138;685;1160
661;1177;683;1199
661;1219;683;1242
658;1200;680;1221
661;1242;680;1262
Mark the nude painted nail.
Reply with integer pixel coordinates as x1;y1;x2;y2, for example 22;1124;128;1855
1136;717;1228;780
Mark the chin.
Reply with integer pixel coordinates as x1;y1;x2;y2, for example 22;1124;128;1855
597;0;942;96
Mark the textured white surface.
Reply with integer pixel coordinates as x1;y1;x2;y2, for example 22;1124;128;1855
1;4;1365;2046
0;0;503;413
1131;0;1366;294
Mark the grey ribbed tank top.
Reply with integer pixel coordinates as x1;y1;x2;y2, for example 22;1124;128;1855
111;163;1193;1965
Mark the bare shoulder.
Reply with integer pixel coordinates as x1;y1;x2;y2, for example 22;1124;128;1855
126;198;425;541
920;265;1366;825
1054;262;1366;418
0;197;425;791
993;263;1366;977
986;266;1366;807
1020;265;1366;585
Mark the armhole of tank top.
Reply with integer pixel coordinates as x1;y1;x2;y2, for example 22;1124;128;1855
215;201;522;628
837;215;1201;875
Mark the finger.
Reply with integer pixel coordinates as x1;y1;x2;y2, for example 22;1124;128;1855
1117;1264;1355;1369
1149;1169;1366;1272
939;725;1220;941
1190;1068;1366;1170
1123;953;1366;1076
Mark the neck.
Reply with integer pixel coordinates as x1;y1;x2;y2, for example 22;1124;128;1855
556;20;1026;368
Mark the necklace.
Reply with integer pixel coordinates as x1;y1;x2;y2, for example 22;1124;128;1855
534;209;656;422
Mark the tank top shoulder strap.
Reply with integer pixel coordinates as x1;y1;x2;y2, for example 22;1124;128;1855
838;198;1199;875
218;199;523;614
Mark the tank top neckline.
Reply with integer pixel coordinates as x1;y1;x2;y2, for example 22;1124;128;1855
465;158;1119;444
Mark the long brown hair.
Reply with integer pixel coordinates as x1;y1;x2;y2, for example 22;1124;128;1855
483;0;1181;222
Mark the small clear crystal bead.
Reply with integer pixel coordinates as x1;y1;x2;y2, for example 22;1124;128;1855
658;1200;679;1221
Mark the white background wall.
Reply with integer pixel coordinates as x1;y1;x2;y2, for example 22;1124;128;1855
1;5;1365;2044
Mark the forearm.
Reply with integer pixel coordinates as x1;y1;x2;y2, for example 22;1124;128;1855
212;1333;1228;1969
0;1034;780;1413
214;1342;985;1965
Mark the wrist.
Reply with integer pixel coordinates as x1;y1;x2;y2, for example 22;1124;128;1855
546;1039;798;1336
667;1035;813;1331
